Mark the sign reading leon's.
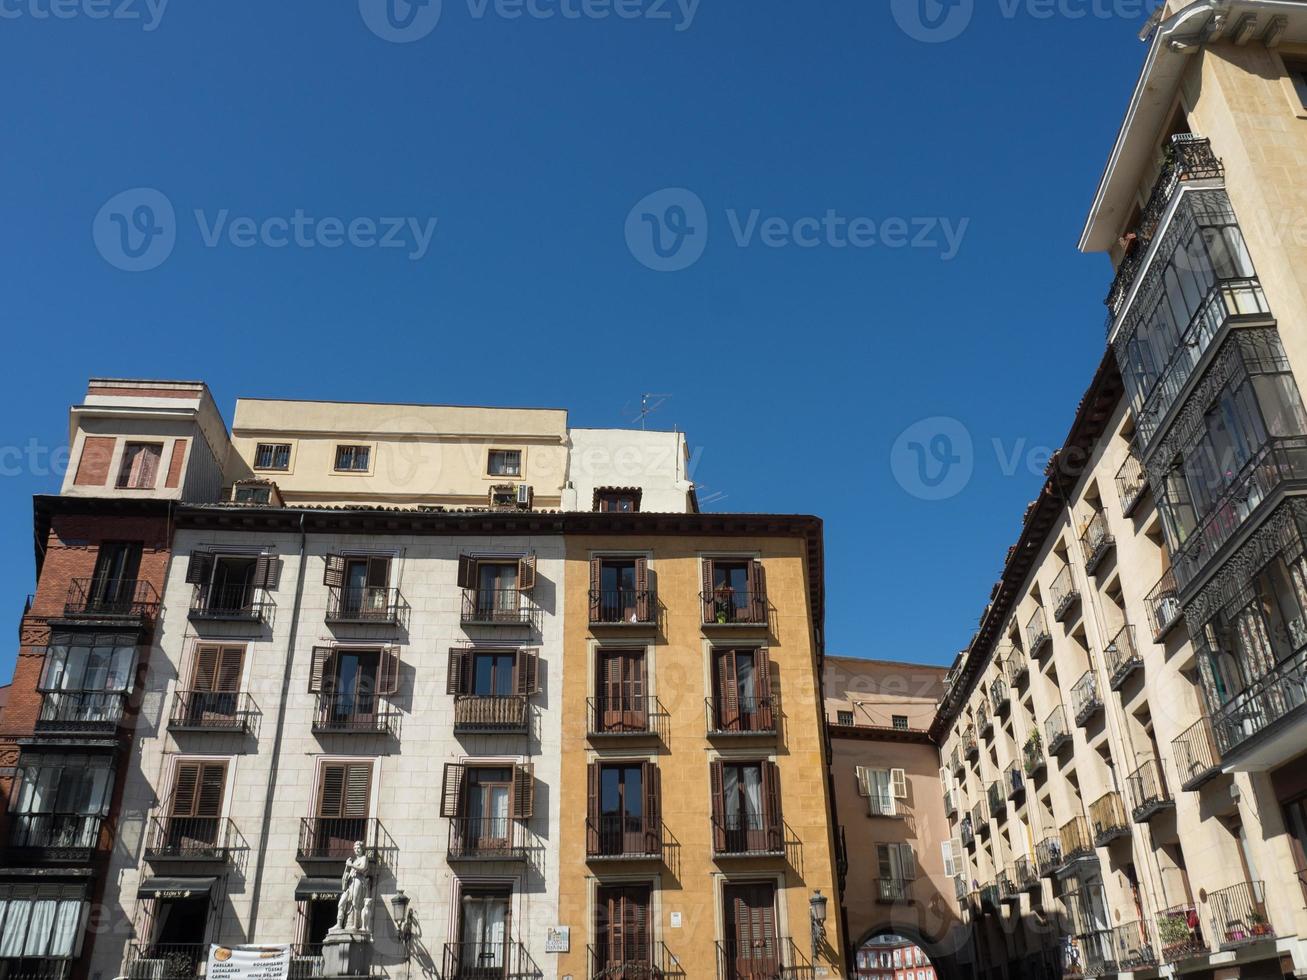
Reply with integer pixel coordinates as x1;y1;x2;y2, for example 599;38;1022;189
206;945;291;980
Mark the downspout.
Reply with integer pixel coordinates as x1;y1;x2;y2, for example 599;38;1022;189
246;510;308;936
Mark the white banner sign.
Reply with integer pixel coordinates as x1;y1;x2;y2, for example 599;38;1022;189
206;945;291;980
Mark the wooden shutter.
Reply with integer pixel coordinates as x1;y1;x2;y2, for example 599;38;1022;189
515;649;539;696
891;768;908;800
317;764;345;817
589;558;602;621
170;762;200;816
642;761;660;853
171;761;226;816
754;649;773;729
447;648;472;696
253;555;282;590
716;650;740;729
440;764;467;818
710;761;726;852
518;554;536;592
213;647;244;692
951;836;963;875
762;761;783;845
587;762;600;854
899;843;918;880
749;560;767;622
701;559;715;621
191;646;219;692
184;552;213;585
456;555;476;590
378;648;400;696
308;646;336;693
342;764;371;818
635;557;650;622
941;840;957;878
511;763;534;819
854;766;870;798
323;554;345;588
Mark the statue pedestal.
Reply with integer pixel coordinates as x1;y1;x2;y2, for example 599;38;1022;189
322;928;372;978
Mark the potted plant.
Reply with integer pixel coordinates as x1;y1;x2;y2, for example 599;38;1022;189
1159;912;1191;949
1248;911;1271;937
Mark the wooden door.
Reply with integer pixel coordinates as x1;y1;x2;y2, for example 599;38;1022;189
189;645;243;724
600;648;647;732
168;760;227;851
724;882;778;980
316;762;372;857
596;884;652;977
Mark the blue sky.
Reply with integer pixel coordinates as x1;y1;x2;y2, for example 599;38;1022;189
0;0;1154;683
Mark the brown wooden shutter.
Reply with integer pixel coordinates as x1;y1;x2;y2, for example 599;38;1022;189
717;650;740;729
214;647;244;692
323;555;345;588
366;557;390;588
172;761;226;817
456;555;476;590
447;648;472;695
170;762;200;816
191;646;219;692
749;560;767;622
635;557;650;622
754;649;773;730
511;763;534;819
253;555;282;590
309;646;335;693
762;761;783;849
642;761;661;853
440;764;467;818
701;559;715;622
710;761;726;852
515;649;539;696
587;762;600;854
317;764;346;817
589;558;602;621
342;764;371;818
518;554;536;592
185;552;213;585
378;648;400;696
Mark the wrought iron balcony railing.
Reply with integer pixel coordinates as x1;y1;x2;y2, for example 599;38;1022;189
704;695;777;736
1172;715;1221;791
1058;816;1095;869
991;678;1009;714
875;876;913;904
325;586;409;627
987;781;1005;819
950;746;963;776
1145;567;1182;641
1013;855;1039;892
1027;607;1051;657
189;584;274;625
1071;671;1102;726
1156;904;1207;963
63;577;159;621
144;815;237;862
1209;640;1307;761
8;812;104;857
455;694;530;734
296;816;386;862
586;814;662;860
448;816;531;861
588;589;655;626
979;881;999;913
1006;646;1028;683
1080;512;1114;574
1127;758;1172;822
35;690;127;733
441;940;538;980
711;811;784;857
960;815;974;848
700;590;767;627
1052;566;1079;622
1080;929;1116;978
1208;880;1273;950
1035;836;1062;877
1105;624;1142;690
1116;450;1148;517
1024;733;1045;777
125;944;207;980
1005;762;1024;800
971;799;988;837
714;937;807;980
1111;920;1156;971
977;700;992;738
997;870;1016;903
1046;704;1072;753
168;690;257;733
962;725;978;759
1088;791;1129;846
587;941;681;980
312;693;399;737
461;588;535;626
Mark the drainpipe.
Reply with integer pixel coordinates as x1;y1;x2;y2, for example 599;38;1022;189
246;511;308;936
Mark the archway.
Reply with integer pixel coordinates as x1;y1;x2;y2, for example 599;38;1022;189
851;923;968;980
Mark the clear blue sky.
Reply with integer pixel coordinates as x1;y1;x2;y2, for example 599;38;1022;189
0;0;1154;683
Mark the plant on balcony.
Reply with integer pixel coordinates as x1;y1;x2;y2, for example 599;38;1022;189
1158;913;1191;948
1248;911;1271;937
1025;729;1041;750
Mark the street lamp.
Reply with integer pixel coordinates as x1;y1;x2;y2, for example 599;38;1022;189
809;890;828;960
390;890;414;950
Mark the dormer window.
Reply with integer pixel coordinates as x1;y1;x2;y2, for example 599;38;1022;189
595;488;641;513
117;442;163;489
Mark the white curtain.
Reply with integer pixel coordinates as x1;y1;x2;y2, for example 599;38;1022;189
0;900;30;956
723;766;740;819
735;656;754;706
24;898;56;956
742;766;763;826
488;786;509;839
871;770;893;812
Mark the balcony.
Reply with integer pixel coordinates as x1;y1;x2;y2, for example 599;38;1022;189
1156;905;1207;963
62;577;159;624
977;700;993;739
997;870;1017;903
1116;450;1148;518
1035;836;1062;878
712;812;784;858
167;690;257;734
991;678;1010;715
1023;732;1045;776
1105;625;1142;690
1126;759;1172;822
312;694;399;737
1079;512;1114;575
1051;566;1079;623
960;815;975;849
296;817;387;864
1208;881;1273;950
1057;816;1095;872
704;695;777;738
950;746;963;777
144;815;238;863
1027;608;1051;658
1045;704;1072;753
588;588;655;627
35;690;126;735
943;787;958;818
8;812;104;860
587;942;680;980
714;938;808;980
1005;762;1024;800
953;876;968;903
971;800;989;837
325;586;409;628
1104;134;1224;323
1145;567;1182;642
987;781;1005;819
189;584;274;625
1006;646;1028;683
875;876;913;904
700;589;767;627
1071;672;1101;726
1111;920;1156;972
1080;930;1116;978
125;944;207;980
962;725;978;760
448;816;531;862
1013;855;1039;893
586;814;662;861
1088;792;1129;846
1173;716;1221;790
441;940;537;980
979;881;999;913
461;588;534;626
455;694;530;735
1210;640;1307;768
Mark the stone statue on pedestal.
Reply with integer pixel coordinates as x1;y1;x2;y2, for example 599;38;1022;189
333;841;372;934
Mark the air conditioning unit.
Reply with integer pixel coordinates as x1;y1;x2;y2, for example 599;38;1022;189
515;484;534;510
489;484;516;509
230;480;284;507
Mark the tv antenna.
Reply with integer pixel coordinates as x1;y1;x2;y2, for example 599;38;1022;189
631;393;672;430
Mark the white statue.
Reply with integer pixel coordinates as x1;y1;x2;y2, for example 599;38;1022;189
334;841;372;933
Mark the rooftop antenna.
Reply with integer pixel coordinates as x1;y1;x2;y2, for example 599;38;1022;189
631;393;672;430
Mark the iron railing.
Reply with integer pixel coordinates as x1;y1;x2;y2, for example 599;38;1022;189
1006;646;1028;682
704;695;777;736
189;584;274;624
455;694;529;734
1208;881;1273;949
1210;640;1307;759
588;589;655;626
296;817;385;861
1146;567;1182;641
1080;930;1116;978
461;588;534;626
712;811;784;856
1052;566;1079;622
714;938;806;980
289;945;325;979
1127;759;1172;822
587;941;681;980
979;881;999;912
971;799;988;836
991;678;1009;714
63;577;159;620
1045;704;1072;752
1156;904;1207;962
1071;671;1101;726
126;944;207;979
1116;450;1148;517
987;781;1005;819
1013;855;1039;892
441;940;538;980
1035;836;1062;877
1027;607;1051;656
448;816;530;861
168;690;257;733
8;812;104;855
1024;733;1045;776
144;815;237;861
312;693;399;736
1058;816;1095;868
977;699;992;737
875;877;913;903
997;870;1016;902
1080;512;1114;574
35;690;126;732
960;815;974;848
1111;920;1156;971
1088;792;1129;846
325;586;409;627
1005;762;1024;800
700;590;767;626
586;814;662;860
962;725;978;758
1173;715;1221;790
1105;625;1142;689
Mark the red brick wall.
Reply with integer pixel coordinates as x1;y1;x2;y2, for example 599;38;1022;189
73;436;117;486
164;438;188;489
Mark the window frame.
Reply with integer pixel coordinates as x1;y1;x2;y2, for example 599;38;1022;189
485;447;524;479
116;441;165;490
333;444;373;474
252;442;293;472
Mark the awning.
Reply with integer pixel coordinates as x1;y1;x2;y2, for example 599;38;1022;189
137;877;217;900
294;877;342;901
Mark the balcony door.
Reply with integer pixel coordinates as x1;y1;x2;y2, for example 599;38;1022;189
477;561;519;618
473;651;516;697
599;648;647;732
89;541;141;611
592;558;649;623
314;761;372;858
714;648;771;732
168;760;227;853
464;767;513;851
149;894;210;963
723;882;778;980
595;884;652;977
458;890;510;978
187;645;244;725
590;762;657;856
342;556;390;617
714;761;781;854
329;648;382;726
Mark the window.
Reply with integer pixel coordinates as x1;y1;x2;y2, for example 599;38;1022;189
587;761;659;856
440;762;534;856
0;884;88;959
487;449;521;477
589;556;650;623
702;558;766;624
837;710;854;726
116;442;163;489
455;888;511;973
941;838;959;877
447;647;538;699
308;647;399;728
712;648;774;733
877;844;916;900
595;885;653;973
39;632;138;725
311;761;374;858
334;445;371;472
233;484;272;504
893;714;909;730
180;645;245;727
323;555;392;618
1286;61;1307;110
595;488;640;513
596;647;648;732
86;542;142;611
164;759;229;853
711;759;782;853
857;767;907;816
10;754;112;852
723;882;778;978
457;554;537;622
253;443;291;471
186;553;280;614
